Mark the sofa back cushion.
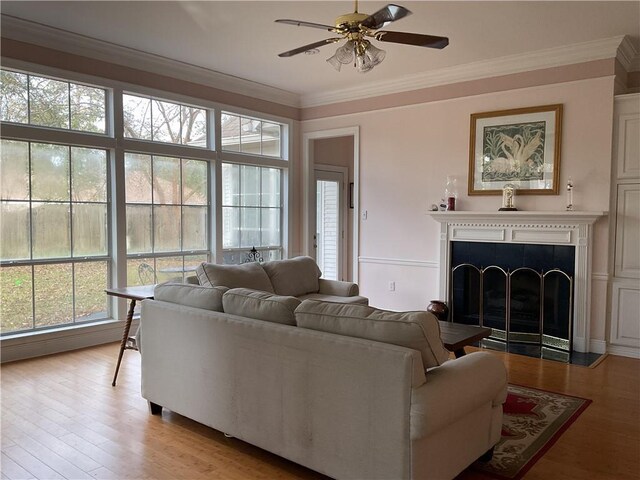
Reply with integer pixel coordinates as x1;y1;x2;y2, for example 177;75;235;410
261;256;321;297
223;288;301;325
196;262;274;293
295;300;450;368
154;283;228;312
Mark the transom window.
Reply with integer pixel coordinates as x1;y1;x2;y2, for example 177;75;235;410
123;93;207;147
0;69;107;133
221;112;281;158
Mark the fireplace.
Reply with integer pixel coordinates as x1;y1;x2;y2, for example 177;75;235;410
429;211;605;355
450;241;574;360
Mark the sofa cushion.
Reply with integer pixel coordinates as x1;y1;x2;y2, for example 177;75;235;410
295;300;450;369
298;293;369;305
261;256;321;297
196;262;274;293
154;283;228;312
223;288;301;325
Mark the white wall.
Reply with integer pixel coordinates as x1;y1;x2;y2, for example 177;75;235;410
302;76;615;344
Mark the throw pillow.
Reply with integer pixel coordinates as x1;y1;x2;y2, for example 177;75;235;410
222;288;301;326
154;283;228;312
261;256;321;297
196;262;274;293
295;300;450;369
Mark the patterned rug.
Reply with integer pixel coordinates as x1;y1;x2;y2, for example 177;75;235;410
472;384;591;479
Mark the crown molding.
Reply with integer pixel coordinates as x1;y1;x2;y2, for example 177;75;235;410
0;15;301;108
301;36;626;108
617;35;640;72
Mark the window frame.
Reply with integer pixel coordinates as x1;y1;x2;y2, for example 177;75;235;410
0;59;294;342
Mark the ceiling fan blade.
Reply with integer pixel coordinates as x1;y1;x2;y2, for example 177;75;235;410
278;38;342;57
360;4;411;30
275;19;336;32
374;31;449;49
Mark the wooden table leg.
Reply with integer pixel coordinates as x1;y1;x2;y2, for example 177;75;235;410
112;298;137;387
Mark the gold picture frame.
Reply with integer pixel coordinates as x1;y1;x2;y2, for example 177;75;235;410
468;104;563;195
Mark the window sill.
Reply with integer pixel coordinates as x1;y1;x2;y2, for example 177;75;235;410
1;317;138;363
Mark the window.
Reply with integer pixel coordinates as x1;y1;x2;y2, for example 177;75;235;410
0;65;290;340
123;93;207;147
221;163;282;264
221;112;281;157
0;139;109;334
125;153;209;284
0;70;107;133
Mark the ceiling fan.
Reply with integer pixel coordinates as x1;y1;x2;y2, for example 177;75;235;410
275;1;449;73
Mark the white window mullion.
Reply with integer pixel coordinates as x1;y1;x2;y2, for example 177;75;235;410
110;86;127;320
212;109;223;264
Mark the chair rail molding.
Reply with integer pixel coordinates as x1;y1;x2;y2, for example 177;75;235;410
429;211;607;353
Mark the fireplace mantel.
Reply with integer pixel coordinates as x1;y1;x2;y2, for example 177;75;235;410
429;210;605;225
429;210;607;353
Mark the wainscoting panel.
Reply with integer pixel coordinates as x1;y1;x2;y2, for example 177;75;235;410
358;257;439;311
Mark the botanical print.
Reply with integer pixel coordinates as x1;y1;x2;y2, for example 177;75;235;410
481;121;546;182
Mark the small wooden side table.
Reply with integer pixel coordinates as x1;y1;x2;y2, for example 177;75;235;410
105;285;155;386
439;321;492;358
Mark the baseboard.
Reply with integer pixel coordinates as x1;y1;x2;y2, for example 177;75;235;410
588;339;607;354
0;319;138;363
608;344;640;359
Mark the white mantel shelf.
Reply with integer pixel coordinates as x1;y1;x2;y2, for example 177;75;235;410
430;209;607;354
429;211;607;224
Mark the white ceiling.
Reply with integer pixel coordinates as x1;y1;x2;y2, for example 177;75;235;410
1;1;639;98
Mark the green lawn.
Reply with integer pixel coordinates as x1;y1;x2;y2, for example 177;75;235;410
1;255;207;334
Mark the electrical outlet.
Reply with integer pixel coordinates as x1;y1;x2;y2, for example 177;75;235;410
388;281;395;292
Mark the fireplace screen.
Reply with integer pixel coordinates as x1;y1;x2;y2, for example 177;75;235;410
449;242;574;358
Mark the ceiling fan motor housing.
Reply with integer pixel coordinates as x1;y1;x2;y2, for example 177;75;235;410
335;12;369;32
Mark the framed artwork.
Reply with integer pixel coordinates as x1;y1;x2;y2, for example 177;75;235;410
468;104;563;195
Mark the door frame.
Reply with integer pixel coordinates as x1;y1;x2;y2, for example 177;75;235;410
302;126;360;282
315;164;349;281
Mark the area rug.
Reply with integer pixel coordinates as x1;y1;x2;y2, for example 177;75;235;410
472;384;591;480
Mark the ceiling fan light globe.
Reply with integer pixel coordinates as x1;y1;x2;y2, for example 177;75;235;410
365;43;386;66
355;54;374;73
326;55;342;71
335;40;355;64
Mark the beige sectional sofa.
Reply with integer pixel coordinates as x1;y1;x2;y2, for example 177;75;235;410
190;256;369;305
139;257;507;479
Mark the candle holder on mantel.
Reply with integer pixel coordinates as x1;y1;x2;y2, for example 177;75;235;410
566;178;574;211
499;183;518;211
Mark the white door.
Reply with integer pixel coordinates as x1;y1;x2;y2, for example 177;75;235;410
314;168;347;280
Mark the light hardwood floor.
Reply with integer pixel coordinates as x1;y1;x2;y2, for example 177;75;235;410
1;343;638;480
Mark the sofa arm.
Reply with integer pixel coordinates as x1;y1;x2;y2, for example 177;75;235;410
410;352;507;439
318;278;359;296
